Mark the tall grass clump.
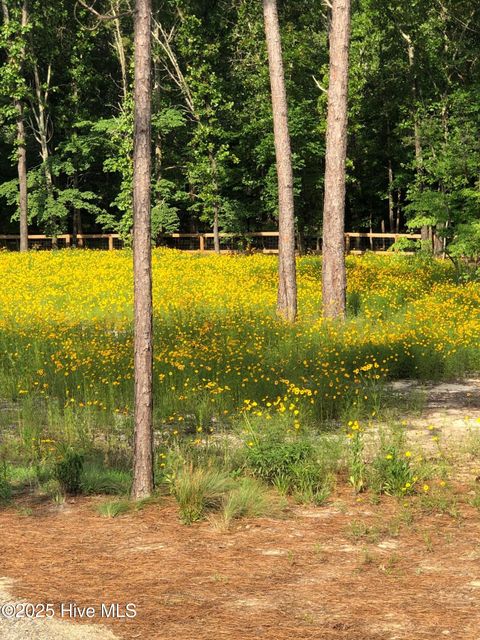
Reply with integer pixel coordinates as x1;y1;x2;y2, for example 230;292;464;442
169;463;235;524
212;477;286;530
80;464;132;495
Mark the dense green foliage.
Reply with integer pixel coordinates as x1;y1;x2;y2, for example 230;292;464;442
0;0;479;251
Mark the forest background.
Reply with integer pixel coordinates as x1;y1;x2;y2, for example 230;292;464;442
0;0;479;257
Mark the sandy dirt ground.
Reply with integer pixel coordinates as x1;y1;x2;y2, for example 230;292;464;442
0;578;118;639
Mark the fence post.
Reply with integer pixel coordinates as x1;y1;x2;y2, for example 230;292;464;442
65;234;71;248
108;235;114;251
345;233;351;254
199;234;205;252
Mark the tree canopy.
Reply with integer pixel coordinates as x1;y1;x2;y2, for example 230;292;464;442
0;0;479;253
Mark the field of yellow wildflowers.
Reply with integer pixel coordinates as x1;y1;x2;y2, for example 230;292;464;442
0;250;479;451
1;251;479;640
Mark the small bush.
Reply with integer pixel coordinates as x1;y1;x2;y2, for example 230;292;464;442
53;447;84;495
170;463;234;524
367;426;423;497
246;439;313;486
0;475;11;504
7;465;42;488
246;435;336;504
38;478;63;500
370;447;418;496
347;291;362;317
292;466;334;505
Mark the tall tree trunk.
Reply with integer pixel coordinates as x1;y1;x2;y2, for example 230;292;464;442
297;230;305;256
72;208;83;247
32;61;58;246
111;0;129;104
208;151;221;254
72;173;83;248
152;21;162;186
263;0;297;322
213;204;220;254
131;0;154;500
385;116;395;235
400;30;429;243
387;158;394;233
395;188;401;233
322;0;351;319
2;0;29;252
433;104;449;257
16;101;28;252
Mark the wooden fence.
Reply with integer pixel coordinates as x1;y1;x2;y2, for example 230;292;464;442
0;231;422;253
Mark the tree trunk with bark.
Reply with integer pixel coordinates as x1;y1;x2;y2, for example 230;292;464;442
322;0;351;319
31;60;59;246
208;150;221;254
263;0;297;322
387;158;394;233
17;1;28;251
16;100;28;252
400;29;429;243
131;0;154;500
385;116;395;234
213;205;220;254
72;173;84;247
111;0;129;104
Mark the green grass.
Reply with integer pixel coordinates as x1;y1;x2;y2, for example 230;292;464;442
211;477;286;530
96;499;132;518
80;464;132;495
169;463;235;524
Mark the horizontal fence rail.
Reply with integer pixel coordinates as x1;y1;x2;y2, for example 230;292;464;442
0;232;422;253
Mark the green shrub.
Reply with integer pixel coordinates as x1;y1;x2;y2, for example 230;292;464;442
246;435;336;504
8;464;45;488
347;291;362;317
365;424;424;497
246;439;313;485
38;478;63;500
53;448;84;495
291;464;334;505
0;476;11;504
370;447;417;496
0;461;11;504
